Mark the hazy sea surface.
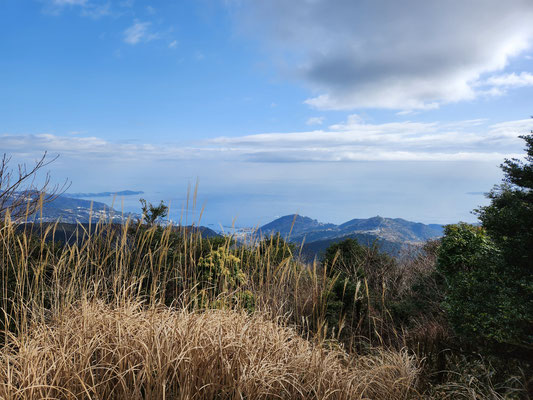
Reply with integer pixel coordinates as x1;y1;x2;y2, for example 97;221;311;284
73;191;257;231
73;181;486;231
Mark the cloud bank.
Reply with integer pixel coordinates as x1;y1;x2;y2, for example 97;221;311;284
3;118;531;164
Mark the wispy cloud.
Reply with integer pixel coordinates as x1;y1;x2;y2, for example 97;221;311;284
206;117;532;162
123;21;158;45
44;0;115;18
306;116;325;126
3;118;532;164
81;2;111;18
0;133;195;160
44;0;87;15
484;72;533;88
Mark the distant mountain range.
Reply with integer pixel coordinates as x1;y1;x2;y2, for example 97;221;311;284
12;191;145;224
35;195;137;224
23;194;219;238
26;194;444;260
259;214;444;260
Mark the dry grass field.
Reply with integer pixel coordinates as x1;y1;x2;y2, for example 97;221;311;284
0;214;423;399
0;208;528;399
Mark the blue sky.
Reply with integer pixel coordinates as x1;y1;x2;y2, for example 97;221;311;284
2;0;533;227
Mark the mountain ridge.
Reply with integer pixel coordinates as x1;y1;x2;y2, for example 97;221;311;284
259;214;444;260
260;213;443;242
27;196;444;260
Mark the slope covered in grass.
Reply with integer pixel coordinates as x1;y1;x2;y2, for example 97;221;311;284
0;301;418;400
0;211;529;399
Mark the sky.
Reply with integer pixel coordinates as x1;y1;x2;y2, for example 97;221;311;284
1;0;533;227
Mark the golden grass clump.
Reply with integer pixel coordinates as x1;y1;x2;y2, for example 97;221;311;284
0;301;418;400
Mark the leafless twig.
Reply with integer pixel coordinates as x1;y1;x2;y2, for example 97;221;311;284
0;152;70;221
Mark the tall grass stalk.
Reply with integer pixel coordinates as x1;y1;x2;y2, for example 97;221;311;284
0;206;420;399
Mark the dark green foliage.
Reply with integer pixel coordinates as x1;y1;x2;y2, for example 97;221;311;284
258;233;295;265
139;198;168;226
301;233;402;264
320;238;400;339
475;135;533;353
323;276;362;332
436;223;512;343
322;238;396;291
438;132;533;357
437;223;500;277
321;239;366;331
388;268;445;327
322;238;367;278
500;133;533;190
476;133;533;351
129;224;229;304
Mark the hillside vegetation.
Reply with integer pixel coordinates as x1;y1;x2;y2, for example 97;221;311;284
0;133;531;399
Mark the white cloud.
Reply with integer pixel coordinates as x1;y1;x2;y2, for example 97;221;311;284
207;117;532;162
168;40;178;49
484;72;533;88
123;21;157;45
81;2;110;18
306;116;325;126
5;118;530;165
45;0;112;18
230;0;533;110
0;133;197;161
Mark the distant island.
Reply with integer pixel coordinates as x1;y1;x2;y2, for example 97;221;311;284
65;190;144;198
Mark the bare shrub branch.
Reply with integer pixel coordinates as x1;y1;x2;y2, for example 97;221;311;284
0;152;70;221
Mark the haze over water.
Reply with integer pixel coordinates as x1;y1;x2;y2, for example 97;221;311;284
2;1;533;226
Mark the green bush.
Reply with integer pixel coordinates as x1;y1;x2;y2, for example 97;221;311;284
437;223;510;344
475;133;533;352
320;238;398;339
196;247;254;312
197;248;246;290
437;133;533;357
322;238;367;278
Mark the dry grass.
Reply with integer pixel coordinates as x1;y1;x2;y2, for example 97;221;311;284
0;187;529;398
0;301;419;400
0;212;423;399
1;209;524;398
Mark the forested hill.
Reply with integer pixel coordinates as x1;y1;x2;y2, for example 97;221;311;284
259;214;444;260
259;214;443;243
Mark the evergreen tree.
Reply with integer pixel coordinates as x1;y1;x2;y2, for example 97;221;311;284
438;132;533;357
476;133;533;275
474;132;533;352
